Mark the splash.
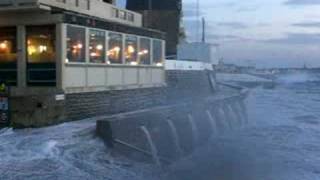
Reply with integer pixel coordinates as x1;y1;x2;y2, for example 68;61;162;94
276;72;320;84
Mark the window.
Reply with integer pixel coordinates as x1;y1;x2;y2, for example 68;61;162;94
26;25;56;86
108;33;123;64
27;26;55;64
125;35;138;65
139;38;151;65
127;13;134;22
66;26;86;63
112;8;119;18
153;40;164;66
119;10;126;20
89;29;105;63
0;27;17;85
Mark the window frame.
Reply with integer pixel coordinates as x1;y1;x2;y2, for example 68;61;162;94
66;24;87;63
88;28;106;64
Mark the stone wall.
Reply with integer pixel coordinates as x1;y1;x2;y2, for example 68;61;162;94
66;87;167;121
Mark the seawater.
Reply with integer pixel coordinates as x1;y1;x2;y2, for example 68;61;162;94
1;73;320;180
166;73;320;180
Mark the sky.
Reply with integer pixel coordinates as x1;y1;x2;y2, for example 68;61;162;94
117;0;320;68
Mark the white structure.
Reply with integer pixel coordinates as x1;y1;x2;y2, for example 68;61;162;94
177;42;219;65
165;60;213;71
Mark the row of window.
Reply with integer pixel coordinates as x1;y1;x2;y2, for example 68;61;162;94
112;8;135;22
66;25;164;66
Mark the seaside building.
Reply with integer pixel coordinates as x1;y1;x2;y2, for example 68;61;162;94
0;0;166;127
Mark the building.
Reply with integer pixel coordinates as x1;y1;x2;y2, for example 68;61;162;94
177;42;219;65
0;0;166;127
127;0;182;57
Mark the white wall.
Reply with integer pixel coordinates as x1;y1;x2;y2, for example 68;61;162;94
63;64;165;93
177;42;219;65
165;60;213;71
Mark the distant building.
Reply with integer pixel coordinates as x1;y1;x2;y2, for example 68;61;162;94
177;42;219;65
127;0;182;57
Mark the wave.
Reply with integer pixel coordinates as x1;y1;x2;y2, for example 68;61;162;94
275;72;320;84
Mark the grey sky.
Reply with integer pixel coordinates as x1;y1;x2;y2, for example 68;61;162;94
118;0;320;68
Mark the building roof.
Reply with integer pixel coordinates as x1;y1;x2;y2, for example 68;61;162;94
126;0;182;11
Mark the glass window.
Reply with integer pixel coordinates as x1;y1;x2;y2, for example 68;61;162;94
153;39;164;66
0;27;17;64
26;25;56;86
0;27;17;85
108;33;123;64
89;29;105;63
66;26;86;63
125;35;138;65
139;38;151;65
27;26;55;64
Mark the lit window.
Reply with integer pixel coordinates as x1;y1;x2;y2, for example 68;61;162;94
89;29;105;63
125;35;138;65
153;39;164;66
0;27;17;85
26;25;56;86
67;26;86;63
108;33;123;64
27;26;55;64
139;38;151;65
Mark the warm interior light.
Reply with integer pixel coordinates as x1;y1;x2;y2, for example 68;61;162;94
28;46;36;55
127;45;135;53
39;45;47;53
0;41;8;50
96;44;103;50
77;43;83;49
130;61;138;65
90;52;97;57
156;62;163;67
138;49;149;56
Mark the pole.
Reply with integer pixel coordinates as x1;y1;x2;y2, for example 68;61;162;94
202;17;206;43
196;0;200;42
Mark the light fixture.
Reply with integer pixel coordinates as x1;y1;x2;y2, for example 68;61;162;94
96;44;103;50
0;41;7;50
156;62;163;67
127;45;135;53
90;52;97;57
77;43;83;49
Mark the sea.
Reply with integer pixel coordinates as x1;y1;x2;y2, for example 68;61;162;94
1;72;320;180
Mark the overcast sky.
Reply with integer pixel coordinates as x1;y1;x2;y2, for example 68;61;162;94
118;0;320;68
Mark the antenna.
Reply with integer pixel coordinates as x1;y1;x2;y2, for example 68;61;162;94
202;17;206;43
196;0;200;42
